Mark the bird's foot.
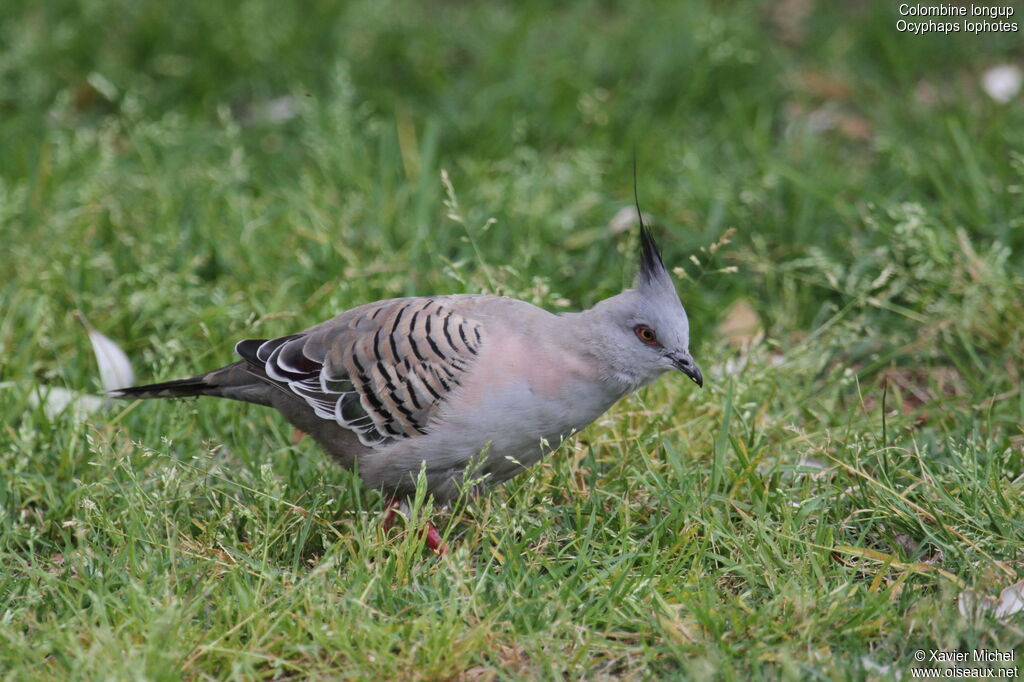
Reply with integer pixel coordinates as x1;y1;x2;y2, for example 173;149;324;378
381;495;446;556
422;521;447;556
382;495;401;532
292;428;305;444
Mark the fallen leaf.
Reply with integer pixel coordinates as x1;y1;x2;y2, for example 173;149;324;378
7;313;137;420
861;656;892;675
28;386;108;419
959;589;997;617
982;64;1022;104
959;581;1024;619
717;298;763;349
457;666;496;682
995;581;1024;618
75;311;134;391
233;95;304;126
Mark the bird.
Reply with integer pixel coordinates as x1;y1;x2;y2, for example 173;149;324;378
111;224;702;554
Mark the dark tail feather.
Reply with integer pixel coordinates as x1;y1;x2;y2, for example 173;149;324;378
109;375;214;399
109;361;275;407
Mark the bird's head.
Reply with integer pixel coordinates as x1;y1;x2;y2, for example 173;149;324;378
590;224;702;391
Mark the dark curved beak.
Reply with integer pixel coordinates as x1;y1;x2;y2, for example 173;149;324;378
671;354;703;388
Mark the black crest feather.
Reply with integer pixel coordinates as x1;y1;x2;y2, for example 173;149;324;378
633;157;667;285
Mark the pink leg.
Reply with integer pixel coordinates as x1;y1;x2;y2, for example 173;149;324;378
381;494;401;532
380;494;446;555
422;521;447;556
292;428;305;445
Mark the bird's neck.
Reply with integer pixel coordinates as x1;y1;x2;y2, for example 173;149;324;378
560;301;655;398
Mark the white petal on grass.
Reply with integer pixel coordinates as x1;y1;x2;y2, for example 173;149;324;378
957;589;994;617
28;386;108;419
995;581;1024;618
4;378;107;419
75;311;134;391
958;582;1024;620
860;656;892;675
3;379;108;421
981;64;1022;104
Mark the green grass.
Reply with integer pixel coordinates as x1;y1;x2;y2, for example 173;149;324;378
3;0;1024;678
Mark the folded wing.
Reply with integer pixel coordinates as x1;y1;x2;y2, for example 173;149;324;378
236;298;484;447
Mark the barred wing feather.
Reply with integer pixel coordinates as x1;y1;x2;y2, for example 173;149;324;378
236;298;484;447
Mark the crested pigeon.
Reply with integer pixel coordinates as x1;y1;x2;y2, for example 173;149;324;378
112;225;702;553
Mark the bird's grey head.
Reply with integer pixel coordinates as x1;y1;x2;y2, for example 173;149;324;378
588;225;702;392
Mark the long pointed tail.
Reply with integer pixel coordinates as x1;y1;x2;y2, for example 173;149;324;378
108;375;214;399
109;361;274;407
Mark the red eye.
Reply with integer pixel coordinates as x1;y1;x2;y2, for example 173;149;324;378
634;325;659;346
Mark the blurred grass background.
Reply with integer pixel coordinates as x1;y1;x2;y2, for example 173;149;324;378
2;0;1023;679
